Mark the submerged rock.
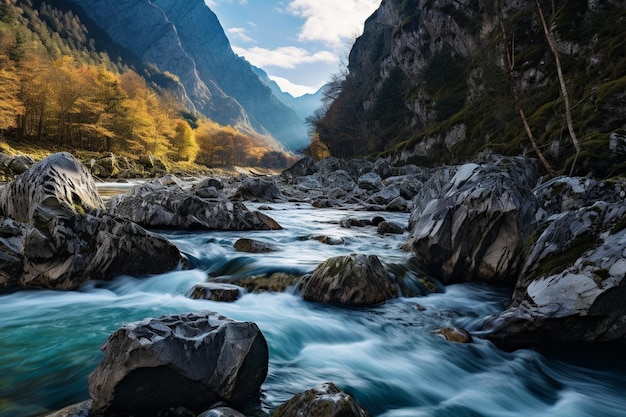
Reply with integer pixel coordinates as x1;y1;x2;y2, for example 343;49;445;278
272;382;370;417
234;238;277;253
89;311;269;416
189;282;241;302
108;180;282;231
296;254;398;306
405;156;539;285
435;327;473;344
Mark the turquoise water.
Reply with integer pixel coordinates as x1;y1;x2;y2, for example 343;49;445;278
1;204;625;417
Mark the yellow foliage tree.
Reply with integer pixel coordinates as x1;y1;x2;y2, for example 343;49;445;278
171;119;198;162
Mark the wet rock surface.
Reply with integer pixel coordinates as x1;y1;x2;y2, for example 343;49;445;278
272;382;371;417
107;179;282;231
89;311;269;416
405;156;540;285
296;254;398;306
0;153;182;290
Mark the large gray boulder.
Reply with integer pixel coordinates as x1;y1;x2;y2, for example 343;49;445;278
232;177;286;202
107;180;282;231
484;178;626;347
281;156;316;182
405;156;540;285
0;152;105;220
89;311;269;416
272;382;370;417
296;254;398;306
0;153;182;290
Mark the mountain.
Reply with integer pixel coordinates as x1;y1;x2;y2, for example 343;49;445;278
63;0;310;151
253;66;324;131
315;0;626;176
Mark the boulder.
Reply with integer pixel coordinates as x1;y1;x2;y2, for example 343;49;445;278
373;159;393;179
272;382;370;417
193;178;226;200
377;221;404;235
41;400;91;417
232;177;285;202
357;172;383;191
484;193;626;347
108;181;282;231
296;254;398;306
0;153;35;178
282;156;316;181
0;152;105;221
435;327;473;344
199;406;247;417
368;185;401;205
385;196;409;212
0;153;182;290
533;176;625;223
234;238;277;253
323;170;356;192
89;311;269;416
405;156;540;285
189;283;241;302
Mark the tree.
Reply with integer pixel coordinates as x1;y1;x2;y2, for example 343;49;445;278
0;52;23;132
498;6;555;177
535;0;580;174
171;119;198;162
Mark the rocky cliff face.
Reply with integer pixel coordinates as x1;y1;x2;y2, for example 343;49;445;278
318;0;626;175
65;0;308;150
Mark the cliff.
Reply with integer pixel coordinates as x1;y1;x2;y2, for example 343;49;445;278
316;0;626;176
63;0;309;150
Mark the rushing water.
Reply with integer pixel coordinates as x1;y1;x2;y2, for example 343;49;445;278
1;203;625;417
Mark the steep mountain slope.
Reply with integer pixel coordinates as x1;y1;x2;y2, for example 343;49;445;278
253;66;324;128
63;0;309;150
316;0;626;176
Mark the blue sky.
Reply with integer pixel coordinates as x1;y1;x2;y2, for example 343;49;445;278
204;0;381;97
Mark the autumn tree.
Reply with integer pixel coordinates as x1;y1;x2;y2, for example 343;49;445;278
171;119;198;162
0;33;23;132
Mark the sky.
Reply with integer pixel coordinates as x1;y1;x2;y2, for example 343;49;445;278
204;0;381;97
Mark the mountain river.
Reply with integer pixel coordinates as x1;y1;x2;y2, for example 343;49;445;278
1;199;625;417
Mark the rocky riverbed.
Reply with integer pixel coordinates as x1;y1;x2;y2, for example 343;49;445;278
0;152;625;417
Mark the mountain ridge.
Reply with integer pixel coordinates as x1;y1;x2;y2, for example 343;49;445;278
63;0;310;150
315;0;626;176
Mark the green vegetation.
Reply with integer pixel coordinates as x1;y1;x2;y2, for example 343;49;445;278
533;234;599;278
314;0;626;177
0;0;295;169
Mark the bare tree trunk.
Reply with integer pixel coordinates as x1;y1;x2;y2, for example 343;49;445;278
535;0;580;174
498;9;556;177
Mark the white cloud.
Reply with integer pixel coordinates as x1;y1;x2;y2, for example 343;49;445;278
227;27;255;43
232;45;337;69
287;0;380;48
269;75;321;97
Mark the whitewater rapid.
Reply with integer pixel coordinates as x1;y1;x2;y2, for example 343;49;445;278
1;204;624;417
